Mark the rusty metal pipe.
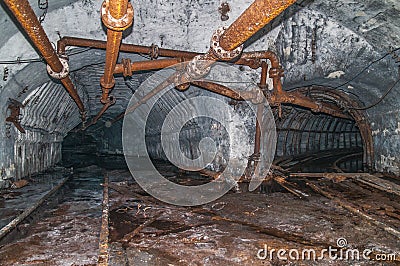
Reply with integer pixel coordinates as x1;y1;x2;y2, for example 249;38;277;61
245;61;267;179
111;74;176;124
100;30;123;103
260;61;268;90
242;51;280;68
79;97;116;131
242;52;350;119
254;62;268;156
57;37;199;59
219;0;297;51
2;0;85;116
100;0;132;103
114;58;183;75
254;104;263;156
190;80;248;101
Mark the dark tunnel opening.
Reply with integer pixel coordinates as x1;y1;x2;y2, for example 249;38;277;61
61;86;373;177
272;86;373;173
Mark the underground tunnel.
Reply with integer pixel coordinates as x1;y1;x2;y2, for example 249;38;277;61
0;0;399;265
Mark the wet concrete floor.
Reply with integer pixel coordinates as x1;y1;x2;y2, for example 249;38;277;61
0;163;398;265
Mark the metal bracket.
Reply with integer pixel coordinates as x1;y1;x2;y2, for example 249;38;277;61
5;98;25;133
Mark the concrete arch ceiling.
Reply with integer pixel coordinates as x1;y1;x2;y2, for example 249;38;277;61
0;0;400;175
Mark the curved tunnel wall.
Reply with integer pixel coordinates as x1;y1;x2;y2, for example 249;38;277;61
275;108;362;157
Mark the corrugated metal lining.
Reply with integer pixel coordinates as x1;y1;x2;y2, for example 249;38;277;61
275;107;362;157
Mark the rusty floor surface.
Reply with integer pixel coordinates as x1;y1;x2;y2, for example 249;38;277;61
0;164;398;265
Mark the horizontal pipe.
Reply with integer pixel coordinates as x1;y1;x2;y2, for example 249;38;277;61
57;37;283;71
58;37;199;59
114;58;182;74
57;36;350;122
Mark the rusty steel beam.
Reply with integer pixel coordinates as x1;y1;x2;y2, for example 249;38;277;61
2;0;86;118
6;99;25;133
100;0;133;103
219;0;297;51
98;173;110;265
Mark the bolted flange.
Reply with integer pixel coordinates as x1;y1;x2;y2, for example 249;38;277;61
101;0;134;31
47;56;69;79
186;55;212;79
210;26;243;60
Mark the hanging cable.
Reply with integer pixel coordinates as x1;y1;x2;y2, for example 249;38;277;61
38;0;48;24
349;78;400;110
0;48;94;65
287;47;400;91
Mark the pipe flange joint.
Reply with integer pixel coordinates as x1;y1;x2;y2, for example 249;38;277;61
80;111;87;122
122;58;132;77
269;67;284;78
47;57;69;79
150;44;159;59
187;55;211;79
100;76;115;89
101;0;134;31
210;26;243;60
102;95;117;105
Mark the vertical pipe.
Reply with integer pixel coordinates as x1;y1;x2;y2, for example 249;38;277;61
2;0;85;115
100;0;132;103
254;61;268;156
